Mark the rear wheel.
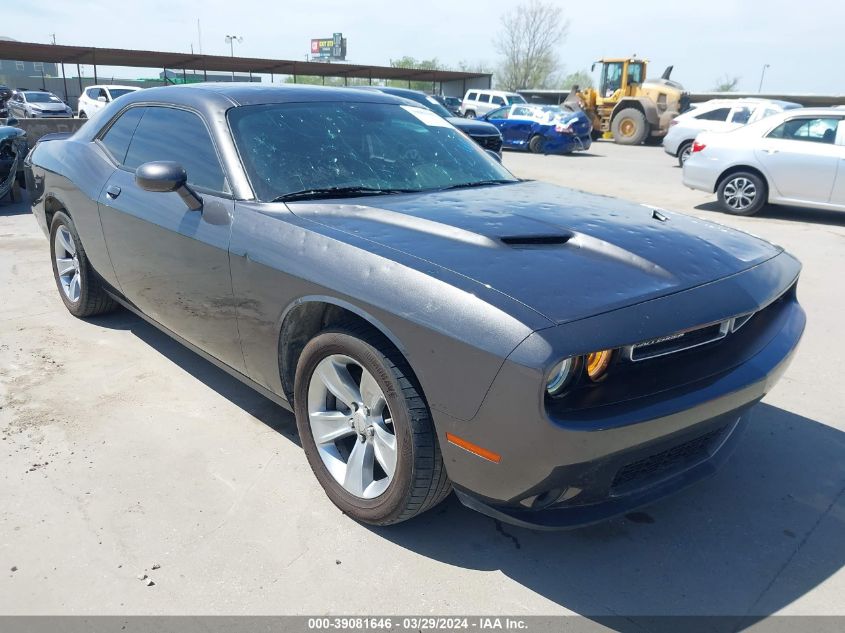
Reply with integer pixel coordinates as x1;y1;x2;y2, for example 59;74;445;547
717;171;767;216
294;327;451;525
678;141;693;167
78;111;87;119
611;108;649;145
49;211;118;317
528;134;544;154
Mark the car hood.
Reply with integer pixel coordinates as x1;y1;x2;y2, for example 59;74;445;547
30;102;67;112
288;181;781;324
447;117;500;136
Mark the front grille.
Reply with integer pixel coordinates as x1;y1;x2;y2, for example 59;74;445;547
472;134;502;153
611;425;727;493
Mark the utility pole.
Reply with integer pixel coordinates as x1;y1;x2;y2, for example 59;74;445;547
197;19;202;54
758;64;770;93
225;35;243;81
49;33;57;45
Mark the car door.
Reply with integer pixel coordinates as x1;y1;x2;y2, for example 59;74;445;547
96;105;245;371
484;106;512;144
828;120;845;208
502;106;536;147
9;93;24;118
755;115;842;203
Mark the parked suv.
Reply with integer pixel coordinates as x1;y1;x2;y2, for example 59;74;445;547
7;90;73;119
460;89;527;119
664;98;800;166
77;85;140;119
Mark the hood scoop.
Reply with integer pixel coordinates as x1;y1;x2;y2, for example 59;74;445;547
500;234;572;247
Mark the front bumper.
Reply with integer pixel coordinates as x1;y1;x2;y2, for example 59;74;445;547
435;254;804;529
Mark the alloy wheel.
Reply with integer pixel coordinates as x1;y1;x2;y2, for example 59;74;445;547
307;354;397;499
54;225;82;302
723;176;757;211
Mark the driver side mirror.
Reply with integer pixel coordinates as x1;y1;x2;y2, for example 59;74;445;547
97;96;107;102
135;161;203;210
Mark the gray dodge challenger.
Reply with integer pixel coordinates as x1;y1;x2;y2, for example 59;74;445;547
25;84;805;529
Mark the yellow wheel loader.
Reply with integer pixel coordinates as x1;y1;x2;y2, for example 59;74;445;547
569;57;690;145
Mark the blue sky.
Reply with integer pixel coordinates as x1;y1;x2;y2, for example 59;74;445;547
4;0;843;94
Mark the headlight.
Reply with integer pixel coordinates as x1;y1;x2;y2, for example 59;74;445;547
545;357;579;396
585;350;613;381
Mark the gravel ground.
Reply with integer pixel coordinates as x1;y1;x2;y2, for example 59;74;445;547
1;141;843;620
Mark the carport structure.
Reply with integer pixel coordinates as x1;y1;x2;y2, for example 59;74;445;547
0;40;491;97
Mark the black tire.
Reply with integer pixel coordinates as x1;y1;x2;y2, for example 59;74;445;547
294;326;451;525
528;134;544;154
464;110;476;119
677;141;693;167
611;108;649;145
49;211;118;317
716;171;768;216
590;129;602;141
78;111;87;119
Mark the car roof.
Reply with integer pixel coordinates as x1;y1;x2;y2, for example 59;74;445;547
115;82;409;109
88;85;141;90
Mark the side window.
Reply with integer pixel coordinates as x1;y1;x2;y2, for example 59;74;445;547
486;106;509;119
124;107;229;193
97;89;109;100
480;94;492;103
85;88;99;99
695;107;731;122
730;107;752;124
767;117;840;144
466;92;478;101
491;95;505;106
100;107;146;164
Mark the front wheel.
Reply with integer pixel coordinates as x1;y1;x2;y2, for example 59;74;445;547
49;211;118;317
294;327;451;525
611;108;649;145
717;172;767;216
464;110;476;119
78;111;87;119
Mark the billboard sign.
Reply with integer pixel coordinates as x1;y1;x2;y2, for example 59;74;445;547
310;32;347;60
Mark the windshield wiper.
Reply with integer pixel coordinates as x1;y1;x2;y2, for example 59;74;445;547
273;186;417;202
437;179;519;191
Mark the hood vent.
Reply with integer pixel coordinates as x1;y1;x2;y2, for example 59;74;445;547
500;234;571;247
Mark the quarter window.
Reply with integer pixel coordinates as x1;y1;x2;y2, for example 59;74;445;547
767;117;840;144
100;107;145;164
695;107;731;122
85;88;99;99
124;107;229;193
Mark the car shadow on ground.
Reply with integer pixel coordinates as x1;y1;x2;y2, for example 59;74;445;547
695;201;845;228
369;403;845;630
88;309;300;446
86;310;845;629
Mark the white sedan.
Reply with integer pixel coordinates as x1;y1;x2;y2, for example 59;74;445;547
77;85;139;119
683;107;845;215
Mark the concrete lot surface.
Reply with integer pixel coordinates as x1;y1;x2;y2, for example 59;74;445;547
1;142;844;621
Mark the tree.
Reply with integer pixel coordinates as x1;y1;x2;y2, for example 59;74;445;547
712;74;740;92
387;56;439;91
494;0;569;91
558;69;593;90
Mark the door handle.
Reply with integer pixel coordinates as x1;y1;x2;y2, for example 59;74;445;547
106;184;121;198
763;149;779;154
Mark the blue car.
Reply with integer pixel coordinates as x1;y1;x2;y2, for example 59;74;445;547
481;104;592;154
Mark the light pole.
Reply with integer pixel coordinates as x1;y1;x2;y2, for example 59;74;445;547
224;35;243;81
758;63;770;93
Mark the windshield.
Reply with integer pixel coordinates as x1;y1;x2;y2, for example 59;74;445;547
506;95;526;105
25;92;61;103
108;89;136;99
229;102;516;202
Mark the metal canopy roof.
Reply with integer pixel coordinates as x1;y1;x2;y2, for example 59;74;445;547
0;40;490;83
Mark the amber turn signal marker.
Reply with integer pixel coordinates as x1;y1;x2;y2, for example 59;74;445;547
585;349;613;381
446;433;501;463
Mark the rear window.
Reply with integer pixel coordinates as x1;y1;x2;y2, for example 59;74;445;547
695;107;731;121
506;95;526;105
